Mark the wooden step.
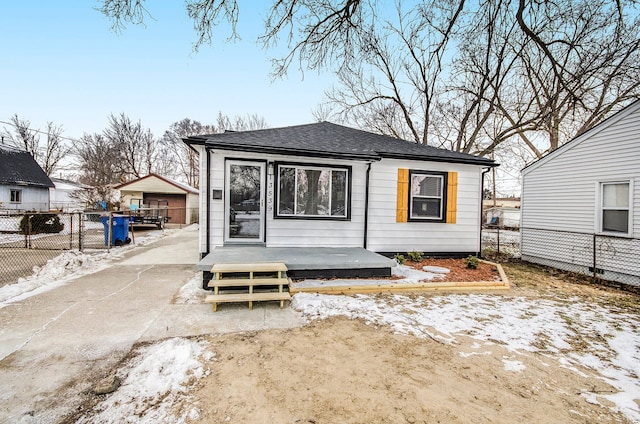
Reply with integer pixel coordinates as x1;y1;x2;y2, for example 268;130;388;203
205;291;292;311
211;262;288;273
208;277;289;288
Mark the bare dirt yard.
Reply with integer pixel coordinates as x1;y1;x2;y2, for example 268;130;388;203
71;260;640;424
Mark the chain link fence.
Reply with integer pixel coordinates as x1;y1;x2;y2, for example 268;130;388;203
520;227;639;288
0;212;86;287
482;226;639;288
481;226;521;258
0;208;199;287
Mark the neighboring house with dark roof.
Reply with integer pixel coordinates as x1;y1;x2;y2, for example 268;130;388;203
0;145;54;211
115;173;199;225
521;100;640;287
184;122;496;258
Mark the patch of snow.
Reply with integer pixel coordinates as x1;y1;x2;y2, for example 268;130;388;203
422;265;450;274
503;357;526;372
392;264;443;282
292;265;443;289
459;351;492;358
78;337;210;424
291;292;640;422
174;273;209;304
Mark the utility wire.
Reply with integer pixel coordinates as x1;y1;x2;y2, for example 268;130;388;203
0;119;83;143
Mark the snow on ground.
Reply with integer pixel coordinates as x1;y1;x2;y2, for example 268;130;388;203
174;273;209;304
291;264;443;288
77;338;213;424
0;228;176;308
292;293;640;422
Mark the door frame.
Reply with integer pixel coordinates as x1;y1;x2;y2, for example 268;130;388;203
224;159;267;244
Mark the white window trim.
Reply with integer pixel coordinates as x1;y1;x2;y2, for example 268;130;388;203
595;179;633;237
10;189;22;204
276;164;349;219
409;172;446;221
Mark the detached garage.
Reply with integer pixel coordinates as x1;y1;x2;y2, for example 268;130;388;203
116;174;199;225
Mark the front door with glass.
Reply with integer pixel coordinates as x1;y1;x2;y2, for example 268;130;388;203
225;161;265;242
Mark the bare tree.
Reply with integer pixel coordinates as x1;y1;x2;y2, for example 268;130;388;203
103;113;159;179
215;112;269;132
98;0;640;160
160;114;268;188
74;133;122;207
1;114;68;175
161;118;216;188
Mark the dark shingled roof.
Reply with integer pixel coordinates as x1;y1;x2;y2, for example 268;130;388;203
0;145;54;188
185;122;496;166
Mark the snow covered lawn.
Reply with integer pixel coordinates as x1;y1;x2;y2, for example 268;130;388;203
77;338;213;424
292;292;640;422
80;271;640;423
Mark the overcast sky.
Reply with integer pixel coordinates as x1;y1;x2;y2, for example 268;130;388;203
0;2;334;140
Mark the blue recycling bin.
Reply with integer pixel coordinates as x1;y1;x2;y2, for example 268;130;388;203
100;215;131;246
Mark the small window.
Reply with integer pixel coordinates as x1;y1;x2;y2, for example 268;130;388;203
10;189;22;203
600;182;630;234
409;171;447;221
276;163;349;219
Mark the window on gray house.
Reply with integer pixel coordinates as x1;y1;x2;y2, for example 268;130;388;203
10;189;22;203
601;182;630;234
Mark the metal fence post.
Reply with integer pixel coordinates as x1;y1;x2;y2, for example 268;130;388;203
593;233;597;280
497;227;501;254
78;212;83;251
107;212;113;252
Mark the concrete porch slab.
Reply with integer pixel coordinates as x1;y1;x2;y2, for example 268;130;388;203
196;246;397;279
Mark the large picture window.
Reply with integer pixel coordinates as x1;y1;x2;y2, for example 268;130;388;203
409;171;447;222
276;163;350;219
600;181;630;234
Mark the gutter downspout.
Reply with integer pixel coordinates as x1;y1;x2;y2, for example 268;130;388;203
205;147;212;256
479;167;492;257
363;162;372;250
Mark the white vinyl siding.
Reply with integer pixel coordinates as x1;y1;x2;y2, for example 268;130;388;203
521;102;640;286
207;149;366;248
368;159;482;253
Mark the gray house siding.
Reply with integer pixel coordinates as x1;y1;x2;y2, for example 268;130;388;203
0;185;50;211
521;101;640;286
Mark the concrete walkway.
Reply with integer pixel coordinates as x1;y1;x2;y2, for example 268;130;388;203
0;226;305;424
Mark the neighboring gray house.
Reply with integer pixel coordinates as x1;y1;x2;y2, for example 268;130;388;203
184;122;496;258
0;145;54;211
50;178;88;212
521;100;640;287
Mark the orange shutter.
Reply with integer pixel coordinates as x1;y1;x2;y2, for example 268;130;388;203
396;168;409;222
446;172;458;223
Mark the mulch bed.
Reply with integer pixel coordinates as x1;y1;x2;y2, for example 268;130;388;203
405;258;500;282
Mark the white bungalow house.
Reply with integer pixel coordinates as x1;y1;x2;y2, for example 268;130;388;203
0;145;53;211
521;100;640;287
184;122;496;282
